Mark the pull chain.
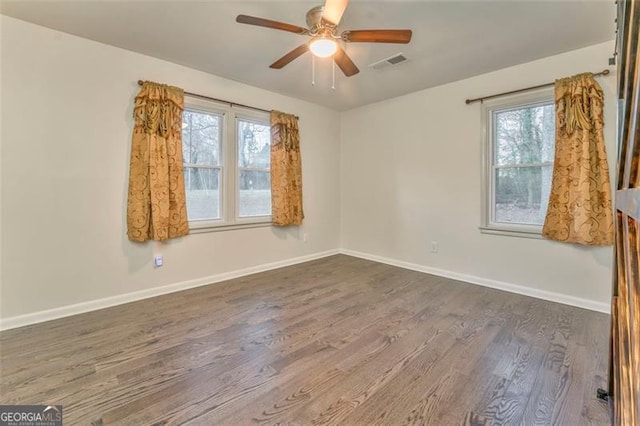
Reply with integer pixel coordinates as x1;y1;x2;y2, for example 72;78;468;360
312;55;316;86
332;60;336;90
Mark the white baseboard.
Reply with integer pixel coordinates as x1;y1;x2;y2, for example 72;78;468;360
339;249;610;314
1;247;609;331
0;249;340;331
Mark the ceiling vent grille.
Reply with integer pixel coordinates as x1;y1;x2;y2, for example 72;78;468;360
369;53;408;70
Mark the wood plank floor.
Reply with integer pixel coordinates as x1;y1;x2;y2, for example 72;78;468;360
0;255;610;425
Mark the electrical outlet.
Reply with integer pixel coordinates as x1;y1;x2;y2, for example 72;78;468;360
431;241;438;253
154;255;163;267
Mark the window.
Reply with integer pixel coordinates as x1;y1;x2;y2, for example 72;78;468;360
182;108;222;221
182;97;271;231
237;119;271;218
481;89;555;237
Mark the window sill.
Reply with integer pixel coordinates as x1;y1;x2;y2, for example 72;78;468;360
189;221;272;234
479;225;544;240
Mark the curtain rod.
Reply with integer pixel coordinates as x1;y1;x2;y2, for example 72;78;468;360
137;80;298;119
464;69;611;105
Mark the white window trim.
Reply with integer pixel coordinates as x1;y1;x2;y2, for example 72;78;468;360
479;88;554;239
184;96;272;233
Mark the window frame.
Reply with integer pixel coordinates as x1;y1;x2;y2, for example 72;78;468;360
182;104;225;226
183;96;272;233
235;116;273;221
480;88;555;238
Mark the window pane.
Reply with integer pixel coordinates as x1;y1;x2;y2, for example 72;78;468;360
182;109;221;165
237;119;271;218
184;167;220;221
238;170;271;217
237;120;270;168
494;103;554;166
494;165;553;225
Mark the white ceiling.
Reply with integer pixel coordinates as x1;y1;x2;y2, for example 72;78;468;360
1;0;616;111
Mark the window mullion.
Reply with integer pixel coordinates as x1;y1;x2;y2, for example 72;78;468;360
226;111;237;224
238;167;270;173
183;164;219;169
494;162;553;169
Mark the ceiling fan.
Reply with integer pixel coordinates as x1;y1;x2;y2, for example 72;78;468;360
236;0;413;77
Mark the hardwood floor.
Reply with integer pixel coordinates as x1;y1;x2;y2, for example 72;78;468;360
0;255;610;425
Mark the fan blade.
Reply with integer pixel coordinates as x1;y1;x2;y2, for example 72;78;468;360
322;0;349;26
270;44;309;69
236;15;308;35
342;29;412;44
333;45;359;77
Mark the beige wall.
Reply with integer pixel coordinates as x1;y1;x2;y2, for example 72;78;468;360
0;16;341;321
1;15;615;326
340;41;616;310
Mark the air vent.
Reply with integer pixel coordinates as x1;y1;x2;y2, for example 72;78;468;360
369;53;408;70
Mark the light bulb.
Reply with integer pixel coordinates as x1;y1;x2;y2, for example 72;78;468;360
309;38;337;58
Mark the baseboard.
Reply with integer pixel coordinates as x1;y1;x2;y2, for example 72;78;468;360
0;249;340;331
339;249;610;314
1;246;609;331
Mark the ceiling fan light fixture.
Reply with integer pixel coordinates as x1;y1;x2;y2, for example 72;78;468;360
309;37;338;58
236;0;413;77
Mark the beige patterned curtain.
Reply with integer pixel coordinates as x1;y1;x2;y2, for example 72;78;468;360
542;73;613;245
127;81;189;242
270;110;304;226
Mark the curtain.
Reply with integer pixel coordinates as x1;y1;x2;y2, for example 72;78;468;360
542;73;613;245
270;110;304;226
127;81;189;242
